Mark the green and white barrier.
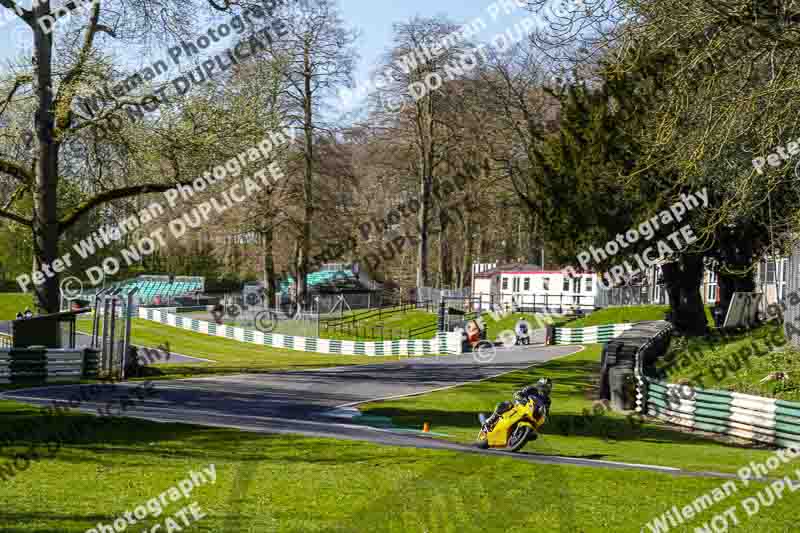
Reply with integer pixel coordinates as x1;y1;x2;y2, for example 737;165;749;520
637;378;800;448
552;323;634;345
627;322;800;448
139;308;463;357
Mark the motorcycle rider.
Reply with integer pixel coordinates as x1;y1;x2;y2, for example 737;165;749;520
514;377;552;412
482;378;553;430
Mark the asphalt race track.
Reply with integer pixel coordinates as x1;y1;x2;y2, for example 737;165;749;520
1;343;742;479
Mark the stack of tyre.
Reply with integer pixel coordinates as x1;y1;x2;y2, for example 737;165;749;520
600;321;672;411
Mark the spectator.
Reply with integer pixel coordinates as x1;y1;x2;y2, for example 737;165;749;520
23;308;33;319
15;312;23;320
466;319;482;349
515;317;531;345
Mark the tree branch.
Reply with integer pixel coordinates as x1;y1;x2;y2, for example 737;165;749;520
0;207;32;226
0;157;33;184
0;74;32;122
2;183;28;211
55;1;104;134
58;182;187;232
0;0;32;24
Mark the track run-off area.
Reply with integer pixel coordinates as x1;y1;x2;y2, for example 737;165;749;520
1;343;742;480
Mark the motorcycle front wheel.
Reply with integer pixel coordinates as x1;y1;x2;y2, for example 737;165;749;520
506;424;532;452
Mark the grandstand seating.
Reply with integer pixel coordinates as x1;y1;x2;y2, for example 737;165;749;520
112;276;204;305
279;270;360;293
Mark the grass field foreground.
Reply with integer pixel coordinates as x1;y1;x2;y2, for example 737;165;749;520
0;398;796;532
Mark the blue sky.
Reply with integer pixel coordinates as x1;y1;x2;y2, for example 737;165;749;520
339;0;531;80
0;0;534;72
0;0;541;112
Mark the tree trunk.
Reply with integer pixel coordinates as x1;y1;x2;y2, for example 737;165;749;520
298;44;314;313
32;12;60;315
661;255;708;336
291;239;301;311
261;226;276;309
476;222;485;263
460;209;473;289
415;94;434;290
416;171;431;288
438;204;451;288
717;236;756;320
528;213;539;265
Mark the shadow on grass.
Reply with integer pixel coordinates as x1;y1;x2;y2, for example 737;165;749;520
361;404;732;447
0;399;381;467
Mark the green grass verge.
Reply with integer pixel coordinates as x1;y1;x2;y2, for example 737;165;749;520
564;305;715;329
320;309;438;341
476;312;568;341
0;398;796;532
662;321;800;401
0;292;34;321
565;305;669;327
360;345;798;476
75;318;418;381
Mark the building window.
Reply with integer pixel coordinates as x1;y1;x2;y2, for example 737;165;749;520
766;261;776;283
706;284;716;302
573;277;580;293
524;277;530;291
584;277;592;292
543;277;550;291
563;277;570;292
706;270;718;304
502;277;508;290
779;258;788;299
513;277;520;292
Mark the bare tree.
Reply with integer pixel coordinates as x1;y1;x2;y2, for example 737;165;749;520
266;0;357;311
376;16;473;289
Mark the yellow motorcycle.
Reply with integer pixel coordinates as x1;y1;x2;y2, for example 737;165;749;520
476;395;548;452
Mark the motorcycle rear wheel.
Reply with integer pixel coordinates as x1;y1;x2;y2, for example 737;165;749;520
507;424;532;452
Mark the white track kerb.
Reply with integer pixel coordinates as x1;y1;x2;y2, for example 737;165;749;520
16;125;295;295
86;464;216;533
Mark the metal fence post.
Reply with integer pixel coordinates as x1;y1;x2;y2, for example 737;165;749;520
121;288;139;380
92;288;110;348
109;296;118;378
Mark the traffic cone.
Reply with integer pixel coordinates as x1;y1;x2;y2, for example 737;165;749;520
423;422;431;433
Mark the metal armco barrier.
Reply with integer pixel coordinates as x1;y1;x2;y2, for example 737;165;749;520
630;321;800;448
0;348;97;384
